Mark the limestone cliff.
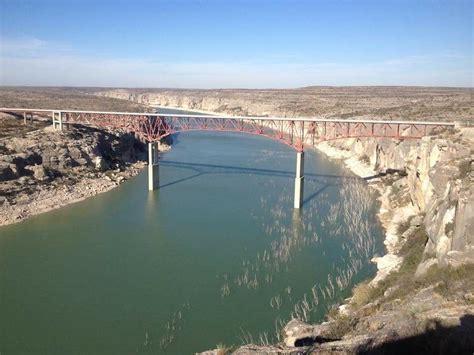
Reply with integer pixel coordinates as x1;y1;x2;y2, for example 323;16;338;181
0;119;148;225
317;129;474;271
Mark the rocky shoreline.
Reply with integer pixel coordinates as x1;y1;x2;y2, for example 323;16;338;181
0;159;146;227
0;115;169;227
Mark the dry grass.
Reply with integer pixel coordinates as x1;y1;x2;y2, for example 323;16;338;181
351;281;373;308
325;313;353;340
348;224;474;310
423;264;474;300
0;113;49;139
325;225;474;341
215;343;233;355
0;87;150;112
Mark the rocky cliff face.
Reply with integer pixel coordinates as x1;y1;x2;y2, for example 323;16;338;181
317;128;474;271
0;122;148;225
96;89;278;116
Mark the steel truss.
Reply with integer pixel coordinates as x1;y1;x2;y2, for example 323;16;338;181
1;108;456;152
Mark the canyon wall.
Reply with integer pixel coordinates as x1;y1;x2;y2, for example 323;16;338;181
96;89;282;116
317;130;474;271
95;87;473;121
0;121;148;225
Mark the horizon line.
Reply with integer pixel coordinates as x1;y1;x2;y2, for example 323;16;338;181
1;84;473;90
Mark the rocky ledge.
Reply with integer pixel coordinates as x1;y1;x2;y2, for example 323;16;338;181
0;120;158;226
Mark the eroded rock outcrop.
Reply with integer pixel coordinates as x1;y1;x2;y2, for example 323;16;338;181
0;123;152;225
317;128;474;271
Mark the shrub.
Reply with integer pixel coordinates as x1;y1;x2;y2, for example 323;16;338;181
458;159;472;179
215;343;232;355
360;154;370;164
423;264;474;298
325;315;353;340
351;281;373;307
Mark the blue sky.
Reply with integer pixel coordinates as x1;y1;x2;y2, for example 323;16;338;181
0;0;472;88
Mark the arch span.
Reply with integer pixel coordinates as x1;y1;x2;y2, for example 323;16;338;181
59;111;455;153
0;108;455;152
158;128;303;151
0;108;456;209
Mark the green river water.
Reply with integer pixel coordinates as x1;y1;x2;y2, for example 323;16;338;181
0;109;385;354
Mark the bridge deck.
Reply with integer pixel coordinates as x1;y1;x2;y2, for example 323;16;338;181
0;107;457;152
0;107;459;209
0;107;456;126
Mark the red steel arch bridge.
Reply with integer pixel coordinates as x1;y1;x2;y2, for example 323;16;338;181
0;108;456;208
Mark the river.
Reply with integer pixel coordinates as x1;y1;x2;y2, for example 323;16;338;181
0;109;384;354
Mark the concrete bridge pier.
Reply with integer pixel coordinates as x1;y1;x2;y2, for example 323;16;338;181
23;112;33;125
52;111;63;130
148;142;160;191
294;151;304;209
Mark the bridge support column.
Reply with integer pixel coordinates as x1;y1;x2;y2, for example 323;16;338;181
148;142;160;191
294;151;304;209
52;111;63;130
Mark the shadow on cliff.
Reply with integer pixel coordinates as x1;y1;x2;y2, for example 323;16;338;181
361;314;474;355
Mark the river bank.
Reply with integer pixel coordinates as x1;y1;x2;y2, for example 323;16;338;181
0;114;170;226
